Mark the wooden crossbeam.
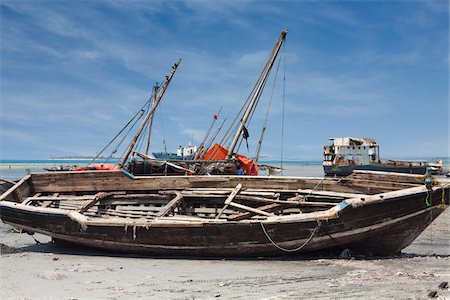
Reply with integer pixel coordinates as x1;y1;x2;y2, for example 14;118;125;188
156;192;184;217
78;192;111;214
230;203;280;221
228;202;274;217
215;184;242;219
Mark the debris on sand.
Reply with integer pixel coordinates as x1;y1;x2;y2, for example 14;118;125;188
0;243;21;255
38;272;65;280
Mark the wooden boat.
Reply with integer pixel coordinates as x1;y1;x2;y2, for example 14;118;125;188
123;30;288;176
0;170;448;257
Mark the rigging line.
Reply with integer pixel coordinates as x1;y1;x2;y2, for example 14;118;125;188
218;91;254;148
215;61;265;147
134;121;148;155
88;108;146;166
235;68;271;154
280;41;287;174
159;102;167;151
218;53;273;150
88;83;160;166
111;111;147;165
224;74;269;153
255;50;283;162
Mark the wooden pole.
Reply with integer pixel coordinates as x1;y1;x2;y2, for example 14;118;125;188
226;29;287;158
120;59;181;166
145;83;160;155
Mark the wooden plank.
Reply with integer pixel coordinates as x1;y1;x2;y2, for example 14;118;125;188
229;203;280;221
78;192;111;214
1;175;31;202
296;189;366;199
215;184;242;219
156;192;183;217
28;171;374;194
349;170;424;184
228;202;274;217
42;193;59;208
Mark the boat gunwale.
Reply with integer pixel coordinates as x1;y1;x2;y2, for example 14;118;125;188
0;184;444;227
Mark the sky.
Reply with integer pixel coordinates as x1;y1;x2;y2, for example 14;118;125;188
0;0;448;161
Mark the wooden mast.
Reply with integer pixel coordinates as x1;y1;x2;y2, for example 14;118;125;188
119;59;182;166
145;82;160;155
226;29;287;159
194;107;222;160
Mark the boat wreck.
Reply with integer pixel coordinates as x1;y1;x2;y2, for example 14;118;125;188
0;170;448;257
323;137;443;176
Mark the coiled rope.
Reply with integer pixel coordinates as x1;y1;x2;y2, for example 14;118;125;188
260;220;322;253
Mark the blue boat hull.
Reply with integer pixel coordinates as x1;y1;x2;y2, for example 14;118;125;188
324;164;428;176
152;152;194;160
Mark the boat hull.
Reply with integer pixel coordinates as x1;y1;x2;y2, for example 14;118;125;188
1;189;447;257
324;164;430;177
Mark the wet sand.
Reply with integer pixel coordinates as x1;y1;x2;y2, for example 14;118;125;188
1;165;449;299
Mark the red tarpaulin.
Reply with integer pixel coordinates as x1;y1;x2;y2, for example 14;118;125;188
203;144;258;176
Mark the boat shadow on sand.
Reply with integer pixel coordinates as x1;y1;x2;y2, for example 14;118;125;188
2;235;448;261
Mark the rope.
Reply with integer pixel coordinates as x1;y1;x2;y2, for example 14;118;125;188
425;189;431;207
87;109;146;166
255;51;282;162
260;220;321;253
304;177;326;201
441;188;447;209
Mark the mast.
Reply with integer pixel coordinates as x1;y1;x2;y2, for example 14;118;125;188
119;59;182;166
194;107;222;160
145;82;160;155
226;29;287;159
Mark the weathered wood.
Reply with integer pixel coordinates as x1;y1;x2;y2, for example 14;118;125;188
42;193;60;208
1;175;31;202
230;203;281;221
228;202;274;217
156;192;183;217
296;189;366;199
29;171;394;195
349;170;425;184
78;192;111;214
215;184;242;219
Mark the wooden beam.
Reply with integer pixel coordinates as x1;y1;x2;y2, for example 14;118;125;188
228;202;274;217
78;192;111;214
42;193;59;208
156;192;183;217
296;189;366;199
215;184;242;219
1;175;31;202
230;203;280;221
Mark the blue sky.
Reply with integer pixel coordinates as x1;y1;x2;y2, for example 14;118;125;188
0;0;448;160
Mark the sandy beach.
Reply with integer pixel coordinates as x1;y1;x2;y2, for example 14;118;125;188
1;209;449;300
1;164;449;299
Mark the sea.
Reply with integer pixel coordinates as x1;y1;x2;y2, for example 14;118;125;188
0;159;325;180
1;157;448;181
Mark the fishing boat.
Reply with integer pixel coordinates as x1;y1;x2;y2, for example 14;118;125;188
124;30;288;176
152;143;197;160
0;170;448;257
323;137;443;176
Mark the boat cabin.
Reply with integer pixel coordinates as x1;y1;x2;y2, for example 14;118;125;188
323;137;380;167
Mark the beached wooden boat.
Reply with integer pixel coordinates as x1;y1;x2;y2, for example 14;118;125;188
0;170;448;257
